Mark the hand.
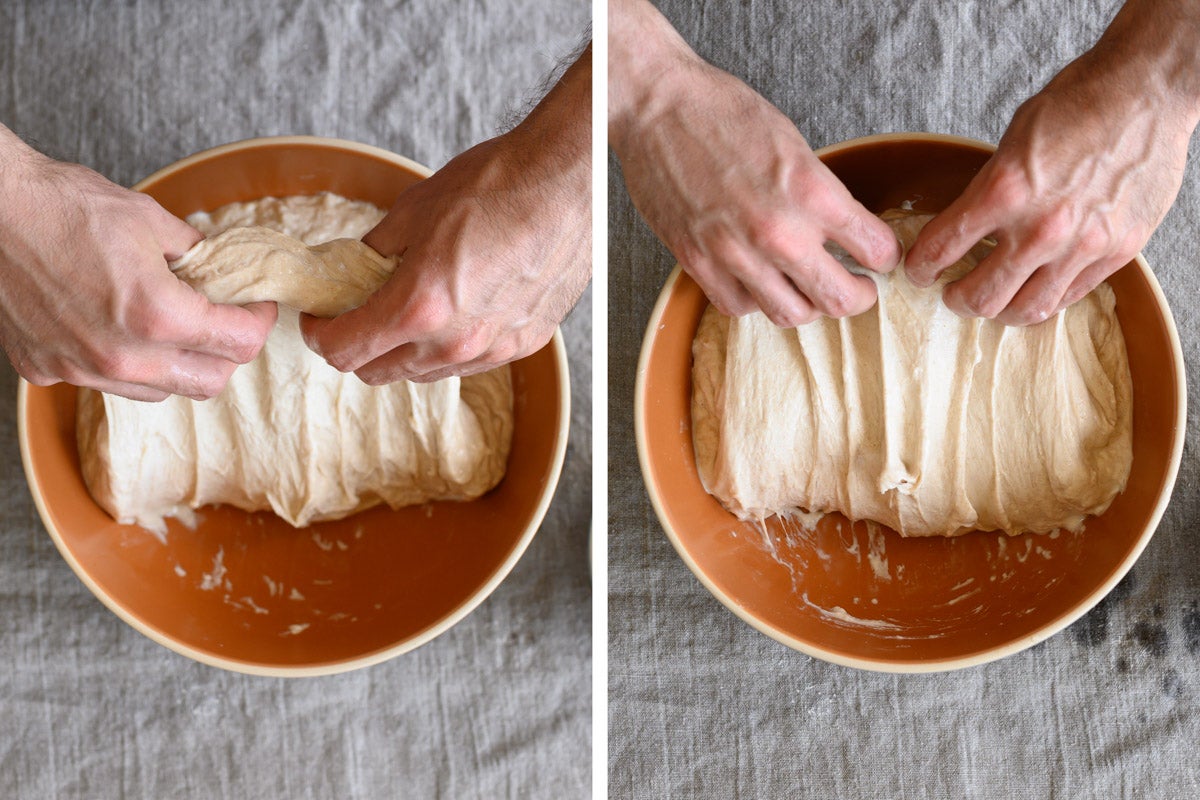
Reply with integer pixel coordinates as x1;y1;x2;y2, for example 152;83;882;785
906;0;1200;325
608;0;900;327
301;46;591;385
0;129;277;400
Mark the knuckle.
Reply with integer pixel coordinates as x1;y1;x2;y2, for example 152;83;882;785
794;172;836;211
124;300;175;343
957;288;1002;319
20;366;57;386
1030;206;1074;248
192;372;228;400
61;364;89;386
132;191;161;213
398;294;451;337
439;336;481;366
747;213;802;262
914;232;953;268
229;342;261;365
763;302;816;328
357;370;390;387
90;349;135;383
983;163;1029;210
699;238;743;274
820;289;858;319
225;329;266;365
324;350;360;374
486;338;522;366
713;292;756;318
1009;301;1055;327
1075;226;1112;258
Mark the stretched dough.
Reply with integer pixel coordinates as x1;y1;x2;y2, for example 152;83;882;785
169;226;397;317
691;210;1132;537
78;194;513;533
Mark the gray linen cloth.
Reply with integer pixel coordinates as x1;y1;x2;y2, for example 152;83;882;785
609;1;1199;798
0;2;591;798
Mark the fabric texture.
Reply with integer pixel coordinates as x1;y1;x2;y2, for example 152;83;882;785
609;1;1200;798
0;2;591;799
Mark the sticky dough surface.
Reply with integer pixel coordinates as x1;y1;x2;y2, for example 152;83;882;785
78;193;513;533
691;210;1132;537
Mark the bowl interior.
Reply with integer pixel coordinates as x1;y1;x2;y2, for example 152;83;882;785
638;136;1183;669
21;139;568;673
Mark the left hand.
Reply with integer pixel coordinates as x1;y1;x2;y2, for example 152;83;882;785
906;41;1198;325
301;46;591;384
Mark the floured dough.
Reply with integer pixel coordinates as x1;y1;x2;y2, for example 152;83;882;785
692;210;1132;537
78;193;513;533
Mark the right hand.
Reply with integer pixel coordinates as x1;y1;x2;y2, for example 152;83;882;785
0;138;277;401
609;0;900;326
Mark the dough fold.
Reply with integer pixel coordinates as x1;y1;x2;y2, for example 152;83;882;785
78;194;513;533
691;210;1132;537
169;226;398;317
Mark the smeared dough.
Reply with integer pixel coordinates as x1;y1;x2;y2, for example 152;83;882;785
78;193;513;533
691;210;1132;537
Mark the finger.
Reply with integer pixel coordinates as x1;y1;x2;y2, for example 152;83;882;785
1057;255;1131;312
83;348;239;400
352;342;426;386
175;293;279;364
146;198;205;260
355;322;498;385
995;263;1077;327
906;180;1001;288
687;266;757;317
401;358;506;385
75;376;171;403
941;242;1041;320
362;215;408;259
740;266;820;328
821;193;903;273
778;249;877;318
299;301;413;374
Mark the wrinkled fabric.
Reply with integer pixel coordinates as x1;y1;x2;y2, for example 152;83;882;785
610;1;1200;799
0;2;591;799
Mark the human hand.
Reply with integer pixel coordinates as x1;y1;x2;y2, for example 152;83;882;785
301;47;591;384
906;2;1200;325
608;0;900;327
0;130;278;400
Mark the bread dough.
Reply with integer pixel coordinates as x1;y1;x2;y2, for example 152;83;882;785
691;210;1132;537
78;193;513;533
169;226;398;317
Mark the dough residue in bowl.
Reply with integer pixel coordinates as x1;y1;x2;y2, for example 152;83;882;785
77;193;513;534
691;210;1132;537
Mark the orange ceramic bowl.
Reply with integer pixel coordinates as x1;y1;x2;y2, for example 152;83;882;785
19;136;570;676
636;133;1185;672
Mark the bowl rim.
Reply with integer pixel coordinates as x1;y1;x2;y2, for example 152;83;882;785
634;131;1187;673
18;134;573;677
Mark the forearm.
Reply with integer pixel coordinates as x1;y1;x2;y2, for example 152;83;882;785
1075;0;1200;131
508;43;591;197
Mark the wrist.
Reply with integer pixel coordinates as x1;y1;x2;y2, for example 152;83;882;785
1088;0;1200;133
608;0;701;149
0;125;45;194
0;126;54;229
